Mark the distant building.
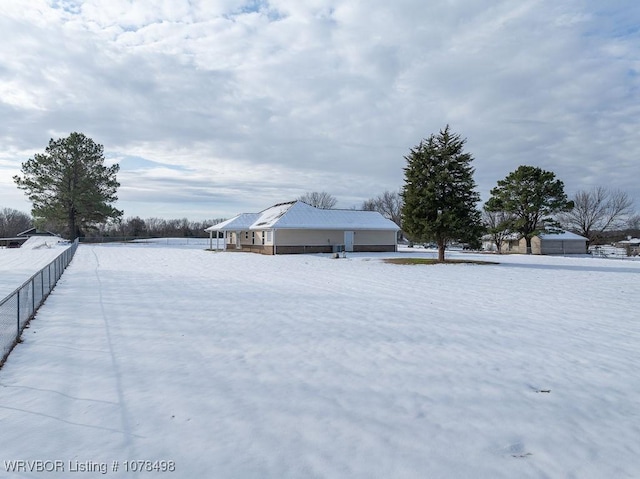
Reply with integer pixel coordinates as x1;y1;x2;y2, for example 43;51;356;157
17;228;59;237
615;237;640;256
520;231;588;255
481;233;520;253
1;228;60;248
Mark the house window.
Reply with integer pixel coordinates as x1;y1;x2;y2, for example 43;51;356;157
245;231;249;240
266;231;273;243
251;232;255;245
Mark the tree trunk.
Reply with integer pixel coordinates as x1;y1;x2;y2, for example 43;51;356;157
438;241;446;262
68;208;77;241
525;236;532;254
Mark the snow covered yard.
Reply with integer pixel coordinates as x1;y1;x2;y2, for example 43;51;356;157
0;244;639;478
0;238;70;298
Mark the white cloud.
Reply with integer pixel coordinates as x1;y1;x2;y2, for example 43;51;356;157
1;0;639;220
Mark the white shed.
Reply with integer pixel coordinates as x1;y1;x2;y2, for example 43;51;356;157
520;231;588;255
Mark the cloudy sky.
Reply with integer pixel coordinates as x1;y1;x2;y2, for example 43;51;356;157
1;0;639;221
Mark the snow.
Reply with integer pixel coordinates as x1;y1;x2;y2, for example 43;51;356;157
20;236;65;250
1;244;639;478
0;239;70;298
251;201;296;227
538;231;588;240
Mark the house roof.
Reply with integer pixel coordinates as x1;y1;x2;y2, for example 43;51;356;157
17;227;58;237
204;213;258;232
251;201;399;230
538;231;588;241
206;201;400;232
481;232;520;241
617;238;640;245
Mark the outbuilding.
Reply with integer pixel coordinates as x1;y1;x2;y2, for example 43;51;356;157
206;201;400;254
0;228;60;248
481;233;520;253
615;238;640;256
520;231;588;255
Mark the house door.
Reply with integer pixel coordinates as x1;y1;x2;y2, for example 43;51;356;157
344;231;354;252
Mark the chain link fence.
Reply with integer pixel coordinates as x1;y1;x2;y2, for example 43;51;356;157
80;236;210;246
0;239;79;368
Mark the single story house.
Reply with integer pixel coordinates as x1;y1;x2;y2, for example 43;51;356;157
205;201;400;255
520;231;588;255
481;233;521;253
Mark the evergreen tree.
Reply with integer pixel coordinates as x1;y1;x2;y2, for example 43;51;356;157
14;132;123;240
401;125;482;261
485;165;573;254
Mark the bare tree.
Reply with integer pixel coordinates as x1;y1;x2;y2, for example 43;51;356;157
628;214;640;231
378;191;400;223
560;187;635;243
144;217;168;236
362;190;404;241
361;189;403;235
481;209;515;253
361;198;377;211
298;191;337;209
0;208;33;237
624;214;640;241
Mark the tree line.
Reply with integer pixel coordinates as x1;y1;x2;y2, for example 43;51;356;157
0;208;33;238
84;216;227;239
9;131;638;254
0;208;226;239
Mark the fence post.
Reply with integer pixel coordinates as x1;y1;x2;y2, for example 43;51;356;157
16;290;20;338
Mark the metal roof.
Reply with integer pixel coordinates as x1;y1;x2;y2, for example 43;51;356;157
204;213;259;232
205;201;399;231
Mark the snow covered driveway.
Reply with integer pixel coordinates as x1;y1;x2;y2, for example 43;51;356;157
0;244;639;478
